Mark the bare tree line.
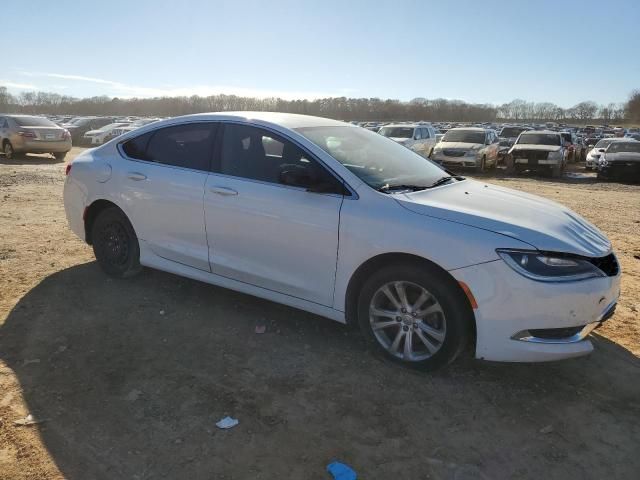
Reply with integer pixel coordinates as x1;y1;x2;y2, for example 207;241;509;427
0;85;638;123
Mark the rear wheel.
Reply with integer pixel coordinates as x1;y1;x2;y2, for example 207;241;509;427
3;141;14;160
53;152;67;161
357;263;472;371
91;208;142;278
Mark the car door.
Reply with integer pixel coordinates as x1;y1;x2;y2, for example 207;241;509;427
204;123;345;306
114;122;217;271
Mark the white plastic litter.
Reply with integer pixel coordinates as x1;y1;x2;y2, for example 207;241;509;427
215;416;239;430
14;414;44;426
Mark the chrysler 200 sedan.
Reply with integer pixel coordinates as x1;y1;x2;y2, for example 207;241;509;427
63;112;620;370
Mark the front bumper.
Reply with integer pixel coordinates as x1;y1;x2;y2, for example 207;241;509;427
431;153;479;168
451;258;621;362
598;162;640;179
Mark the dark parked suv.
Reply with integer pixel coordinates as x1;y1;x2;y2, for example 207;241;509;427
63;117;115;144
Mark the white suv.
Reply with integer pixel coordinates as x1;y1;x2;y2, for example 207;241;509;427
63;112;620;370
378;123;438;158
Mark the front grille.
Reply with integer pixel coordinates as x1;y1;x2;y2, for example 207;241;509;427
529;326;583;339
443;149;465;157
587;253;619;276
513;150;549;161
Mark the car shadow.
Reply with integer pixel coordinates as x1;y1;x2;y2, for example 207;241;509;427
0;153;64;165
1;263;639;479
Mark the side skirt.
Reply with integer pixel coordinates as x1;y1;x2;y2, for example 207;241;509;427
138;240;346;323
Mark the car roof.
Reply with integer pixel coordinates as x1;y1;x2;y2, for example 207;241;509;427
447;127;487;132
170;111;350;129
521;130;559;135
380;123;421;128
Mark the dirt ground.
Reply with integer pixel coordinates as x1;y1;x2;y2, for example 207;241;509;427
0;147;639;480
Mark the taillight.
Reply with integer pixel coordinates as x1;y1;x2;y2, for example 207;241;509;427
65;163;72;176
18;130;36;138
62;129;71;140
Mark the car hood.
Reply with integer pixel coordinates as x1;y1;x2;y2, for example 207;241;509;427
607;152;640;162
436;142;482;150
388;137;411;144
395;179;611;257
510;144;562;152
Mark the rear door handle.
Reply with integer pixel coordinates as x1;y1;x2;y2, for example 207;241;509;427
209;186;238;196
127;172;147;181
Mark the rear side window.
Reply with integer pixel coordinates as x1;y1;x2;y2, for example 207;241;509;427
122;123;217;171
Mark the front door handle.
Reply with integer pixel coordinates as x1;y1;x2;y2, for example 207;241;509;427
209;186;238;196
127;172;147;181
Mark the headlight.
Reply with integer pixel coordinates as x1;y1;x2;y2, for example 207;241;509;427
497;249;606;282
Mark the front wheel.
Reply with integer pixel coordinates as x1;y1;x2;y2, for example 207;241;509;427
91;208;142;278
475;156;486;173
357;263;473;371
3;141;14;160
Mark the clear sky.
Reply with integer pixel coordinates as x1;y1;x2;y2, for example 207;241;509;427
3;0;639;107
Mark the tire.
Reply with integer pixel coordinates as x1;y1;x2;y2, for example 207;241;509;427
3;141;14;160
550;162;562;178
91;207;142;278
475;156;486;173
53;152;67;161
357;263;473;371
585;166;592;171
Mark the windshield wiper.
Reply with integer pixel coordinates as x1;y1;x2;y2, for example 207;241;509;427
377;183;430;193
426;176;455;188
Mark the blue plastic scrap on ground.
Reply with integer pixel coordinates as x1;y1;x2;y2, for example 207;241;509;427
327;461;357;480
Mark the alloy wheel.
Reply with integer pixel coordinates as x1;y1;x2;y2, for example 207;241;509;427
369;281;447;361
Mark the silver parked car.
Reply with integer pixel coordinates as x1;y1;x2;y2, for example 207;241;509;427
430;127;500;172
378;123;438;158
0;115;72;161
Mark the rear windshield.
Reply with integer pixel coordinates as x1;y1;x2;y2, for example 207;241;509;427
442;130;485;144
607;142;640;153
500;127;526;137
378;126;414;139
517;133;561;146
12;116;57;127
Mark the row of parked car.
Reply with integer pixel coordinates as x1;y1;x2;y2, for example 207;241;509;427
362;120;639;180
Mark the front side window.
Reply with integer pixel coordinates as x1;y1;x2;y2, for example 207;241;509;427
121;123;216;171
414;128;422;140
218;124;340;191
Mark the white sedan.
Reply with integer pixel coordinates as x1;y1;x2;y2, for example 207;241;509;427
63;112;620;370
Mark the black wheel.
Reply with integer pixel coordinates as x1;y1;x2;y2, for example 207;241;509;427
53;152;67;161
357;263;473;371
475;156;486;173
550;162;563;178
3;141;14;160
91;208;142;278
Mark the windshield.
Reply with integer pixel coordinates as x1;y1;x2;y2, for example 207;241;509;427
442;129;485;144
12;116;57;127
500;127;526;138
607;142;640;153
378;126;414;139
594;139;614;148
296;126;448;189
516;133;561;146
